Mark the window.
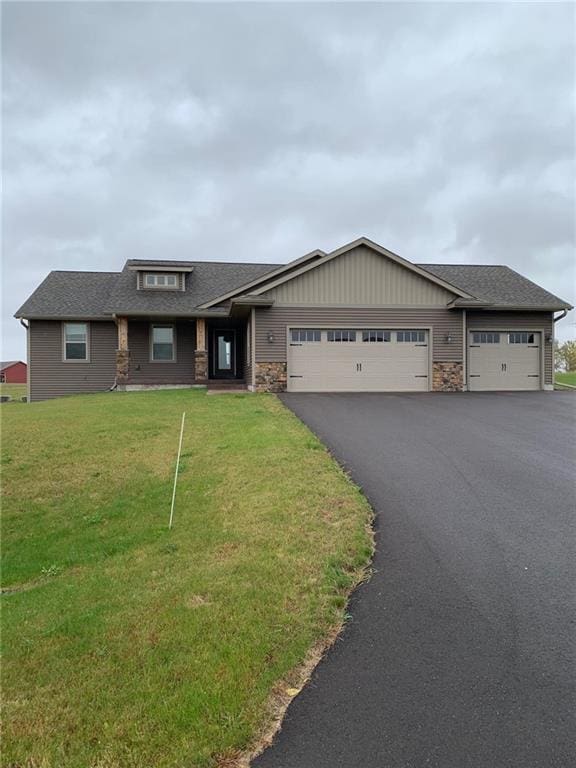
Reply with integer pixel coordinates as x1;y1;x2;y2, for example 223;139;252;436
144;273;179;288
362;330;391;343
397;330;425;343
151;325;175;361
291;329;321;343
472;332;500;344
508;332;535;345
64;322;88;360
327;329;357;342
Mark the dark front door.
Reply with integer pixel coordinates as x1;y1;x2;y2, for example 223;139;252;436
213;330;236;378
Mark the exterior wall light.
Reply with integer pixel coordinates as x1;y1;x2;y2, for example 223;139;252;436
545;333;553;343
267;331;275;343
445;333;453;344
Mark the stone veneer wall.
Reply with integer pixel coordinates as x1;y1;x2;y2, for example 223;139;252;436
116;350;130;384
255;362;287;393
432;362;464;392
194;350;208;382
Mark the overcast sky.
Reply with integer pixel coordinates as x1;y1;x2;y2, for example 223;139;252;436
2;1;575;360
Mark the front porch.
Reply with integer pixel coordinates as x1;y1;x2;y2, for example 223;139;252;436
114;316;249;389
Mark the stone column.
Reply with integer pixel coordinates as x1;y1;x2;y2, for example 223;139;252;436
194;317;208;382
116;316;130;386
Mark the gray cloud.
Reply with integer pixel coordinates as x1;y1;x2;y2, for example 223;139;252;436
2;1;575;360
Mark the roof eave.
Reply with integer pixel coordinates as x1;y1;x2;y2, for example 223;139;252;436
198;249;326;309
230;295;274;307
126;265;195;273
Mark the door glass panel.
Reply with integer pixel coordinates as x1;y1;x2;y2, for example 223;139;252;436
218;336;232;370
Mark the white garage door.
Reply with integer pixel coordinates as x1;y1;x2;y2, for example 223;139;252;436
468;331;541;391
287;328;429;392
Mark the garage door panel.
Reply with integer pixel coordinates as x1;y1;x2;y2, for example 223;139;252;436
288;330;429;392
468;332;541;391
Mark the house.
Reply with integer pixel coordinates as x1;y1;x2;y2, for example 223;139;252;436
14;237;572;402
0;360;27;384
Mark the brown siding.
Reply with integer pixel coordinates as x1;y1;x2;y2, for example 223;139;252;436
255;306;463;364
127;321;195;384
466;311;554;385
29;320;117;402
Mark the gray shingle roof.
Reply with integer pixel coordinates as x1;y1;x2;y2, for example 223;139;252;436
0;361;23;370
14;262;280;318
417;264;571;309
15;271;120;318
106;261;279;314
15;255;571;319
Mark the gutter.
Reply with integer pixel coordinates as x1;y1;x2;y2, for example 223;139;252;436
553;309;569;323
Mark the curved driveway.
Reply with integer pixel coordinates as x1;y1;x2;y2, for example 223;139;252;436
254;392;576;768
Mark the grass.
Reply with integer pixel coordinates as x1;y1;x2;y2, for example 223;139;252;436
555;371;576;387
0;382;27;400
1;390;373;768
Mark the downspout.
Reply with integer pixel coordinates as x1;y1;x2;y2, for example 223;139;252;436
19;319;30;402
552;309;568;386
462;309;467;391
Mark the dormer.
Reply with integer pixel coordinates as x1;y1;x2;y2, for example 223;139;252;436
127;261;194;292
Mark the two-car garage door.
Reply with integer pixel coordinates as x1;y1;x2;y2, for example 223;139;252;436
287;328;429;392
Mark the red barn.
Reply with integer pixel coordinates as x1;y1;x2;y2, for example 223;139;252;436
0;361;27;384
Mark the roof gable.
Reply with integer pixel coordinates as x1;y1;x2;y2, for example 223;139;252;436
247;237;472;302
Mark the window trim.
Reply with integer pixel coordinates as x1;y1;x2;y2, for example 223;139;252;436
362;330;391;343
508;331;536;345
396;330;426;343
472;331;501;344
62;322;90;362
291;328;322;343
150;324;177;363
327;329;357;342
142;272;180;290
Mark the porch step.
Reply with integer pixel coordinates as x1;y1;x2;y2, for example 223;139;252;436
206;379;248;391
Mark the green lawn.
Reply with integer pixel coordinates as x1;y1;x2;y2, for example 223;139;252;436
1;390;372;768
555;371;576;387
0;382;27;400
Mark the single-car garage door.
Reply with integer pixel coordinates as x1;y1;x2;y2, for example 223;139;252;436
468;331;541;391
287;328;429;392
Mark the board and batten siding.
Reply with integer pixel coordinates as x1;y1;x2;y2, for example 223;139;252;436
255;307;463;364
466;311;554;385
29;320;117;401
127;320;195;384
262;245;457;305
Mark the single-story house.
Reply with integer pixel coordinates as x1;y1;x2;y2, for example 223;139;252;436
14;237;572;402
0;360;27;384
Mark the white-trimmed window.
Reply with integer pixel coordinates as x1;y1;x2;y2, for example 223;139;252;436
291;329;321;343
151;325;175;361
362;330;391;343
472;332;500;344
327;329;356;342
64;322;88;361
144;273;179;289
397;330;425;343
508;332;535;344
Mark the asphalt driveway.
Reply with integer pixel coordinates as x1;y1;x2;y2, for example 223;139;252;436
254;392;576;768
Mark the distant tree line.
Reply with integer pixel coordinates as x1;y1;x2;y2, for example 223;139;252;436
554;340;576;371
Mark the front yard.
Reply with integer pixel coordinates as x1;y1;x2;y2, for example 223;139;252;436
555;371;576;387
1;390;372;768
